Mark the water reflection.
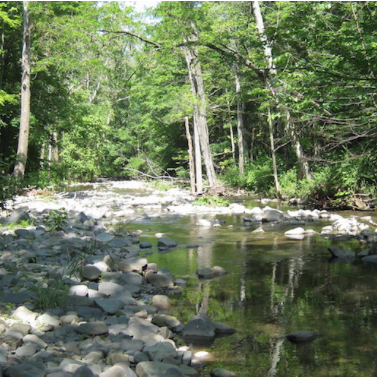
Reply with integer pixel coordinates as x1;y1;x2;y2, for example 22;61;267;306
125;199;377;376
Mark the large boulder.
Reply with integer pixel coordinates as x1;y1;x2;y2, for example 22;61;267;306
262;208;285;223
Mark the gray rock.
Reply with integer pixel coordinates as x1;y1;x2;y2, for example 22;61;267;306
5;362;45;377
60;359;85;373
23;334;48;349
214;322;237;335
285;330;322;344
157;237;177;248
134;351;150;363
362;255;377;263
121;338;144;352
2;210;30;225
99;365;137;377
98;282;124;296
81;265;102;281
77;306;103;320
15;343;38;357
75;321;109;336
94;297;125;314
262;208;284;222
125;317;159;340
144;341;178;362
15;228;34;239
136;361;197;377
116;257;148;272
94;232;114;243
147;273;173;288
196;268;214;279
72;366;94;377
182;314;216;342
140;242;152;249
328;246;355;259
151;295;171;310
210;368;238;377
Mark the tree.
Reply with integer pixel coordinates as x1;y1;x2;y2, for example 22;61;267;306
13;1;30;179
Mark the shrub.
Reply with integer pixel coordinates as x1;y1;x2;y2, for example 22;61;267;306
193;195;230;207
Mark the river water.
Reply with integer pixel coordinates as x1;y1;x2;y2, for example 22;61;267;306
117;195;377;377
69;184;377;376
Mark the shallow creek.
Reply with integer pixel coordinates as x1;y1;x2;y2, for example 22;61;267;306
116;195;377;377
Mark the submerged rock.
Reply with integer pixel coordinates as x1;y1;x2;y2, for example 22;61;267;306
328;246;355;259
285;330;322;344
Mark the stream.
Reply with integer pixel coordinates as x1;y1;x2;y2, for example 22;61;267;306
116;194;377;377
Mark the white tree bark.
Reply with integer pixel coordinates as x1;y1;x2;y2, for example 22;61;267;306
13;1;31;179
253;0;311;185
183;45;217;190
234;64;247;174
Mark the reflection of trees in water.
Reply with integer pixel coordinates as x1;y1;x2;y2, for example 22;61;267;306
267;240;305;376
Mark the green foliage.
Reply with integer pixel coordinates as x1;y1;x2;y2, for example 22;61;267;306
223;158;274;194
0;155;23;205
32;279;69;310
44;208;68;230
193;195;230;207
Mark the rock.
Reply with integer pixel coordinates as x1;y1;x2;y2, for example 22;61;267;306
362;255;377;263
98;282;124;296
75;321;109;336
140;242;152;249
196;219;213;226
182;314;216;343
284;227;305;235
125;317;159;340
94;297;125;314
12;306;38;323
328;246;355;259
157;237;177;248
147;273;174;288
144;341;178;362
2;210;30;225
210;368;238;377
196;268;214;279
151;295;171;310
100;365;136;377
262;208;285;222
15;343;38;357
5;362;45;377
81;265;102;281
94;232;114;243
72;366;94;377
135;361;189;377
214;322;236;335
285;330;322;344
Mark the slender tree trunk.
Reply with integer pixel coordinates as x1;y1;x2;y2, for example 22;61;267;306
268;108;282;198
13;1;31;179
286;112;312;180
183;45;217;189
234;64;247;174
184;116;196;194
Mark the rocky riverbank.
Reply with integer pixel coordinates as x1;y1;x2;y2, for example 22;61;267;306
0;180;376;377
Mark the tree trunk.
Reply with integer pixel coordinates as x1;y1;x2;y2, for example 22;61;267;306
286;112;312;180
184;116;196;194
183;45;217;189
234;64;247;174
268;108;282;198
253;0;312;183
13;1;31;179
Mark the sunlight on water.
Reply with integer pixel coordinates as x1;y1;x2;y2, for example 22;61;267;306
123;197;377;376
